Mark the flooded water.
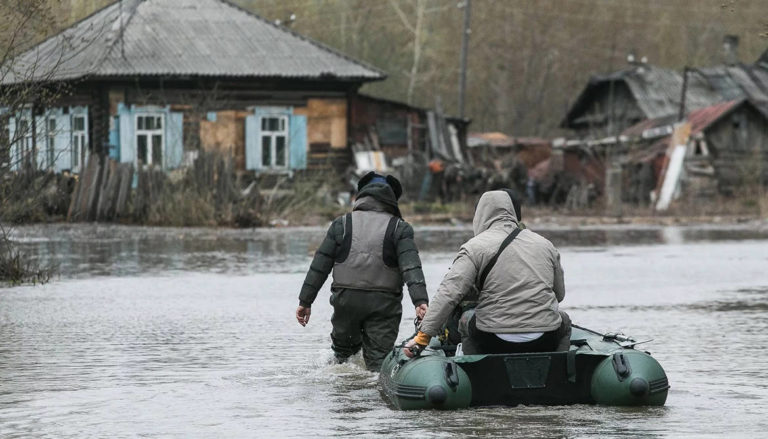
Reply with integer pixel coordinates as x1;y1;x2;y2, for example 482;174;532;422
2;222;768;438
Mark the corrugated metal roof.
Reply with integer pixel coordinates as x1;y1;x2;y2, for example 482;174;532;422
563;63;763;128
691;64;768;105
4;0;385;84
686;99;743;135
622;99;748;141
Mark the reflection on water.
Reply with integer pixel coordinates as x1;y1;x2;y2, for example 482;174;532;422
8;223;768;277
1;224;768;437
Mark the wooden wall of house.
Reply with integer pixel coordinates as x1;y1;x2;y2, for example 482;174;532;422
570;81;644;136
293;98;349;174
705;105;768;194
348;95;426;159
199;110;248;171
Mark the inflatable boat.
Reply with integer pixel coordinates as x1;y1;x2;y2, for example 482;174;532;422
379;324;669;410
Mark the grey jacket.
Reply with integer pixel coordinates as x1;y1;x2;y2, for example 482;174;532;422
420;191;565;335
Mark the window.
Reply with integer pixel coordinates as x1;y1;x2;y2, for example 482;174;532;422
15;118;33;167
46;118;56;168
136;114;164;168
72;114;87;172
260;116;288;169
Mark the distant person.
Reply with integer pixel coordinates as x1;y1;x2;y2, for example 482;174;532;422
296;172;429;371
404;189;570;356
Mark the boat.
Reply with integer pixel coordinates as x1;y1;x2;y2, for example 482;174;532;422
379;324;669;410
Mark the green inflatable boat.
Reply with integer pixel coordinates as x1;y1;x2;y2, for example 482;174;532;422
379;324;669;410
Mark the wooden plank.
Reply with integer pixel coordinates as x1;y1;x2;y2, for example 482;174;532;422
67;173;83;221
114;163;133;218
85;155;106;221
95;160;114;220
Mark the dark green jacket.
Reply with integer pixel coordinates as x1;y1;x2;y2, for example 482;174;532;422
299;184;428;308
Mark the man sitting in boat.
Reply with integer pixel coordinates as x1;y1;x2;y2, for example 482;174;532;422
296;172;429;371
404;189;570;356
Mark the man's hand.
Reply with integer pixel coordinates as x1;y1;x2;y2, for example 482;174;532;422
296;305;311;326
415;303;428;320
402;338;426;358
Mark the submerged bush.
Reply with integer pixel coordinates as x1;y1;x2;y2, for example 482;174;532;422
0;227;54;285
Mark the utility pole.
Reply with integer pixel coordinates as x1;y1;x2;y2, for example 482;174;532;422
678;66;689;121
458;0;471;119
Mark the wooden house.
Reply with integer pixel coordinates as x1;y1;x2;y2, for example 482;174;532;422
1;0;466;179
621;99;768;202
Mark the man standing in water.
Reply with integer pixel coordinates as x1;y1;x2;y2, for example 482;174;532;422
296;172;429;371
404;190;570;356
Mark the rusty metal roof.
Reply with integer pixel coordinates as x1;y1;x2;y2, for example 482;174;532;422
686;99;743;135
4;0;385;84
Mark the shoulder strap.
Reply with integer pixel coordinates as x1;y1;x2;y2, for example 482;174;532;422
476;228;522;291
336;213;353;263
382;216;400;268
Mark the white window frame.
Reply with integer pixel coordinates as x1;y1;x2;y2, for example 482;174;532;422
135;113;165;169
71;113;88;173
260;115;289;170
45;116;56;169
15;117;34;167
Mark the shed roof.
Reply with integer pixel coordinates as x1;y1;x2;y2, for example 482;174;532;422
686;99;744;135
690;64;768;105
4;0;385;84
562;64;724;128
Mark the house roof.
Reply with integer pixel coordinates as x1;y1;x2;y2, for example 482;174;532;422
621;99;747;139
563;64;724;128
690;64;768;106
686;99;744;135
4;0;385;84
561;62;768;129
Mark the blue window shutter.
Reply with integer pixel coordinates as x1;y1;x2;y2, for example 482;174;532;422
118;105;134;164
8;116;16;171
166;111;183;169
55;108;72;172
289;114;307;170
108;116;119;161
245;114;260;171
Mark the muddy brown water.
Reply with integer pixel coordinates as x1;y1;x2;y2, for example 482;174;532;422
1;223;768;438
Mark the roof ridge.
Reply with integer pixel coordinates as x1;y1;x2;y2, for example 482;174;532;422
96;0;143;74
214;0;386;80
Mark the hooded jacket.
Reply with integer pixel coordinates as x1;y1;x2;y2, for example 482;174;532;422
298;183;428;307
419;191;565;336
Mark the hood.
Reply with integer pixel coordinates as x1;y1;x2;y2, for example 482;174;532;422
472;191;519;236
353;183;402;218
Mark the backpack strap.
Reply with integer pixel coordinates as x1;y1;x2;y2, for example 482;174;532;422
382;216;400;268
336;213;353;263
475;228;522;291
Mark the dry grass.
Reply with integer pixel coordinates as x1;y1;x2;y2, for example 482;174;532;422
0;225;54;285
